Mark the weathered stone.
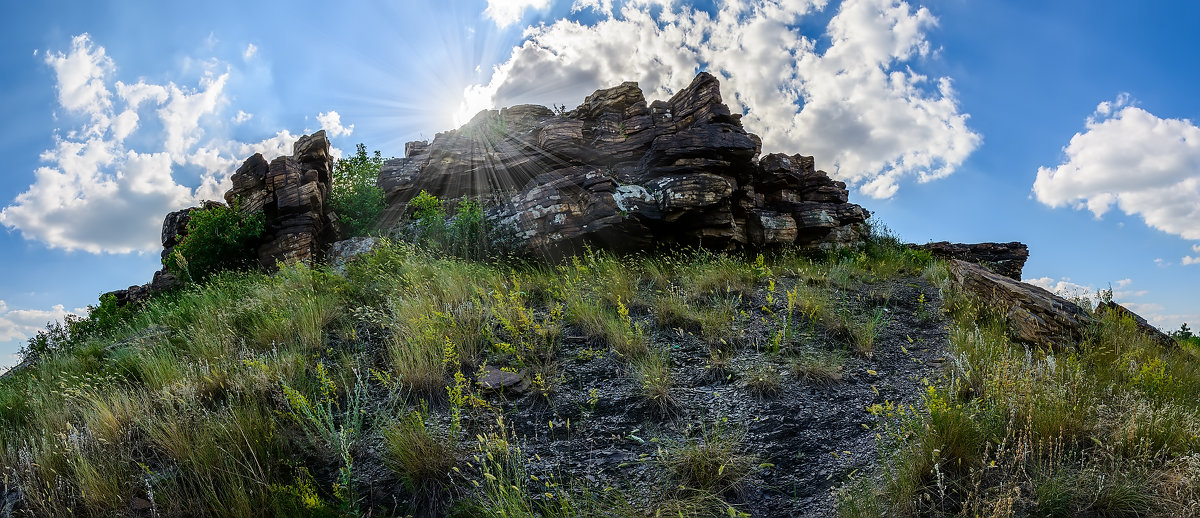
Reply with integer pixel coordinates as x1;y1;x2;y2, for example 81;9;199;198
327;236;379;271
949;259;1090;349
226;130;342;269
1095;301;1176;349
476;365;530;393
914;242;1029;280
378;72;870;257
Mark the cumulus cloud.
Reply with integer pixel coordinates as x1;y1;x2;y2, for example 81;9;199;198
233;110;253;124
0;34;348;254
1033;95;1200;239
243;43;258;60
462;0;979;198
317;111;354;139
1184;256;1200;266
485;0;553;28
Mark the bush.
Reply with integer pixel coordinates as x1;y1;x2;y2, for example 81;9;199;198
330;143;387;236
164;202;264;284
24;293;136;358
404;191;512;261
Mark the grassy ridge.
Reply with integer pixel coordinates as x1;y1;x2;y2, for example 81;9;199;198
4;228;1197;517
839;261;1200;517
0;234;932;517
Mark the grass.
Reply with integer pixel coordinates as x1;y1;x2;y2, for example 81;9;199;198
836;258;1200;517
18;223;1173;516
658;419;758;496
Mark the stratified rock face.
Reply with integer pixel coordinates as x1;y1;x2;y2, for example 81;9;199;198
914;241;1030;280
226;130;341;268
1095;301;1176;349
949;259;1091;349
378;73;869;257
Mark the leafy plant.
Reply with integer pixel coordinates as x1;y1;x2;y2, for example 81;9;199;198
164;201;264;283
330;143;387;237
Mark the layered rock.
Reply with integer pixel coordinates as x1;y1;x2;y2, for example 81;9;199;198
913;241;1029;280
378;73;869;257
1095;301;1176;349
949;259;1091;349
106;132;342;307
225;130;342;268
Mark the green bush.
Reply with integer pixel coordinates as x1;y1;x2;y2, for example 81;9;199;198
24;293;136;358
330;143;387;236
164;202;265;284
404;191;511;261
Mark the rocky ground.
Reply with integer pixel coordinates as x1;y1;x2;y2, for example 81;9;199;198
345;270;951;517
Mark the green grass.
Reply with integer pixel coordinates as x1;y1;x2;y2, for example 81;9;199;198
837;259;1200;517
13;223;1162;517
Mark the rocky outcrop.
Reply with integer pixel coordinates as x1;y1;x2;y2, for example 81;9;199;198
949;259;1091;349
225;130;342;269
1095;301;1176;349
913;241;1029;280
378;73;869;257
106;132;342;307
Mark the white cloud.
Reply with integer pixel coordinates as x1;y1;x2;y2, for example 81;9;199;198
43;33;113;119
232;110;253;123
1183;256;1200;266
0;300;81;344
0;34;349;254
485;0;552;28
317;111;354;139
1024;276;1147;303
463;0;978;198
1033;95;1200;239
243;43;258;60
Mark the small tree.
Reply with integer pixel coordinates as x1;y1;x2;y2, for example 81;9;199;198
331;143;387;236
164;202;265;283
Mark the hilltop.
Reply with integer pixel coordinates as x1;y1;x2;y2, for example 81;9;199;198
2;75;1198;518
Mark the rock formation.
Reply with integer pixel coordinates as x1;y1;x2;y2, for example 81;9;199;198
107;131;342;306
913;241;1029;280
1095;301;1177;349
949;259;1091;349
225;130;342;269
378;73;869;258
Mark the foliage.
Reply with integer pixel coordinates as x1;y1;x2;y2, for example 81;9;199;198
164;201;265;283
24;293;137;358
330;143;387;236
403;190;512;261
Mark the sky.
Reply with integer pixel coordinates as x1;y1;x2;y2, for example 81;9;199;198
2;0;1199;368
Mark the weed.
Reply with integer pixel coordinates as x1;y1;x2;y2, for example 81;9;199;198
791;349;846;385
658;419;758;496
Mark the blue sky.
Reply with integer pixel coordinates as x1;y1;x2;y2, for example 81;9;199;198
2;0;1199;368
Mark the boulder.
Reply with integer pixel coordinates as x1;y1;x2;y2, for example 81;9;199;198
378;73;870;258
1094;301;1176;349
913;242;1029;280
949;259;1090;349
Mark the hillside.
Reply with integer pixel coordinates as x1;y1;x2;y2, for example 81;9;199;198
2;75;1199;518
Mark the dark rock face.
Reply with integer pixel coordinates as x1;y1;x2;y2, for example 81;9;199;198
1095;301;1176;348
378;73;869;257
107;132;342;307
949;259;1091;349
913;241;1029;280
226;130;342;269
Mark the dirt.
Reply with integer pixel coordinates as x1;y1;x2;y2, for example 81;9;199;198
372;274;953;517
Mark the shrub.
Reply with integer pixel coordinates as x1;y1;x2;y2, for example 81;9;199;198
404;190;512;261
164;202;264;283
23;293;136;358
330;143;387;236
